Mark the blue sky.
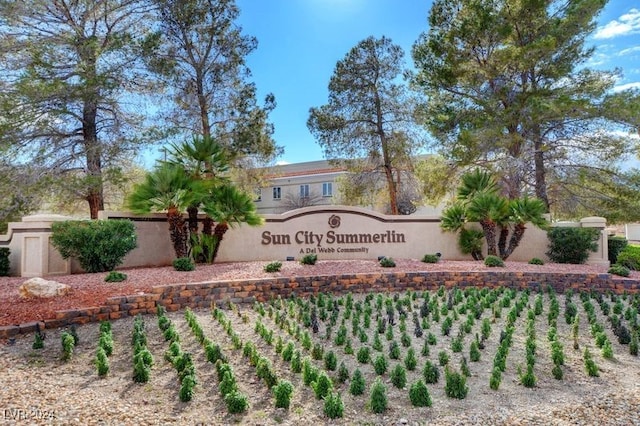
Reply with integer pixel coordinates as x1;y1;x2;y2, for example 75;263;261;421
234;1;640;165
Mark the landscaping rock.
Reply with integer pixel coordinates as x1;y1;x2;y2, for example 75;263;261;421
18;277;70;298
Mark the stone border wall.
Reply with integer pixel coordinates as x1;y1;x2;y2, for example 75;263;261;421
1;271;639;339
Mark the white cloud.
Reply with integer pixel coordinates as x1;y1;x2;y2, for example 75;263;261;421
618;46;640;56
613;81;640;92
275;160;291;166
594;8;640;39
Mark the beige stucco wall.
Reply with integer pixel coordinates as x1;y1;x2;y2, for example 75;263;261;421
0;208;608;276
105;206;559;265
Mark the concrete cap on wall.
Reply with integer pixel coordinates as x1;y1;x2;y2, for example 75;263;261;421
22;214;73;222
580;217;607;228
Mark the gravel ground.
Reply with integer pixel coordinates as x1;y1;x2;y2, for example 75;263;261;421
0;288;639;425
0;259;633;326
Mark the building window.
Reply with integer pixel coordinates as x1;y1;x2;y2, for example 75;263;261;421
254;188;262;202
322;182;333;197
272;187;281;200
300;184;310;198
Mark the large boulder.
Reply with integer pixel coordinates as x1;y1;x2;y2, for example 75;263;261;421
18;277;71;299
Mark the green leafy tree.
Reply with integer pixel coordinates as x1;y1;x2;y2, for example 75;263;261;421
0;0;157;219
147;0;280;164
412;0;640;214
308;36;424;215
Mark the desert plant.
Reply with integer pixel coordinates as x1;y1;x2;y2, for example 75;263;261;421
133;356;151;383
379;256;396;267
519;364;536;388
273;380;294;409
552;364;564;380
51;220;137;273
584;348;599;377
608;264;630;277
302;357;318;386
489;367;502;390
95;346;109;377
323;391;344;419
337;361;350;383
438;350;450;366
444;368;468;399
173;257;195;271
423;360;440;384
373;354;388;375
312;371;333;399
409;379;432;407
99;332;114;357
630;333;638;356
300;253;318;265
404;347;418;371
469;340;481;362
264;261;282;272
349;369;366;396
528;257;544;265
484;255;504;267
219;370;237;396
225;389;249;414
357;346;370;364
546;227;599;264
105;271;127;282
389;341;401;359
421;253;440;263
324;350;337;371
61;332;75;361
390;364;407;389
32;331;45;350
369;377;388;413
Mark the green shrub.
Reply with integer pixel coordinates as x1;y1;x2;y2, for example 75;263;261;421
390;364;407;389
32;332;44;350
489;367;502;390
373;354;388;375
369;377;388;413
61;332;75;361
51;220;137;273
290;350;302;373
300;253;318;265
484;255;504;267
438;350;450;366
0;247;9;276
404;347;418;371
312;371;333;400
552;364;563;380
609;264;630;277
608;236;628;265
264;261;282;272
519;364;536;388
225;390;249;414
379;257;396;267
444;368;468;399
323;391;344;419
173;257;195;271
357;346;370;364
546;227;599;264
409;380;432;407
273;380;294;409
422;360;439;384
99;333;114;357
302;357;318;386
219;370;237;396
337;361;350;383
324;350;337;371
95;346;110;377
349;369;366;396
617;245;640;270
389;341;401;360
421;253;439;263
105;271;127;282
133;356;151;383
584;348;599;377
528;257;544;265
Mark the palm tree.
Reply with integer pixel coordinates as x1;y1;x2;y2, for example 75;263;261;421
502;197;547;259
127;164;206;259
164;136;230;237
441;169;547;260
202;184;263;262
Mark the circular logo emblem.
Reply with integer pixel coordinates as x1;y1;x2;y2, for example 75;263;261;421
328;215;341;228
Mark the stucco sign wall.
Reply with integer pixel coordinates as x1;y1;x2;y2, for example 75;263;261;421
217;206;449;262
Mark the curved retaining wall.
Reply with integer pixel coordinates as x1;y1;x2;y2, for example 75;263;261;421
2;271;639;339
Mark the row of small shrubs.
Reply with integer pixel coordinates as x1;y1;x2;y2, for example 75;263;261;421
95;321;113;377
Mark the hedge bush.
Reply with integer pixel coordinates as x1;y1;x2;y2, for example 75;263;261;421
546;227;599;264
617;245;640;271
51;220;137;273
608;236;628;265
0;247;9;276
